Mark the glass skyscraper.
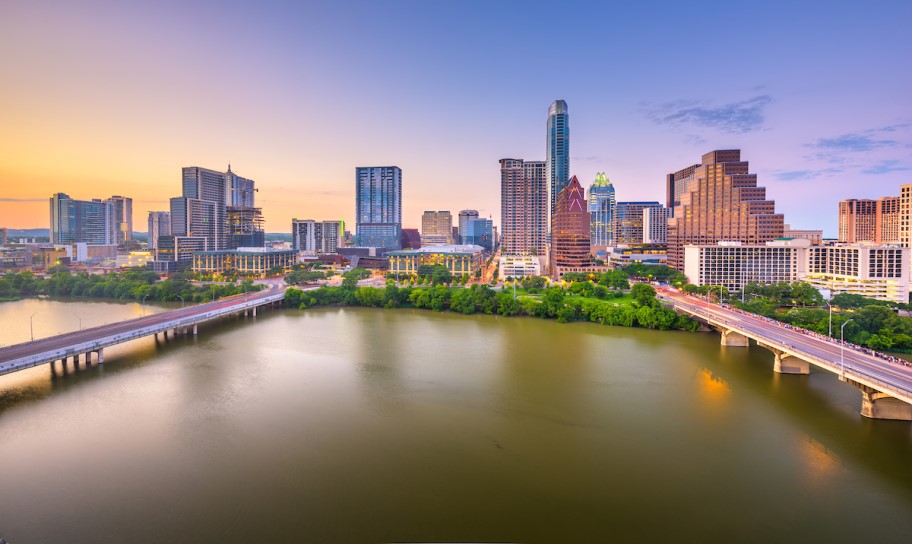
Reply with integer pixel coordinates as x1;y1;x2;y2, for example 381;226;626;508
355;166;402;249
547;100;570;216
588;173;616;247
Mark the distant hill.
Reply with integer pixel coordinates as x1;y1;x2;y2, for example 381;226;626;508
266;233;291;242
5;228;50;238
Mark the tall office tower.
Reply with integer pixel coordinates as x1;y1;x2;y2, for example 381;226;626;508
667;150;784;270
0;227;7;245
292;219;343;254
147;211;171;251
615;201;662;244
642;206;672;243
551;176;590;274
588;172;616;247
106;195;133;246
500;158;547;257
228;166;256;207
838;199;877;243
876;196;901;244
174;166;231;250
547;100;570;216
421;210;453;246
901;184;912;248
50;193;117;246
458;210;479;244
665;163;700;214
355;166;402;249
464;218;494;251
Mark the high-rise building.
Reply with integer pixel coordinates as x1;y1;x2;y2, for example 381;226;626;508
106;195;133;246
588;173;615;247
172;166;230;250
292;219;343;254
551;176;590;275
49;193;117;246
615;201;662;245
355;166;402;249
666;150;784;270
643;206;672;244
547;100;570;216
228;166;256;207
147;211;171;251
876;196;901;244
666;164;700;214
500;158;547;257
421;211;453;246
227;206;265;249
458;210;479;244
901;184;912;248
463;218;494;252
838;199;877;243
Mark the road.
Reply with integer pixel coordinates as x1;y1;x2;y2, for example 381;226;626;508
657;287;912;402
0;284;287;370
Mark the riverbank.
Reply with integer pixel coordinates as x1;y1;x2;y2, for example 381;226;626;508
285;283;700;331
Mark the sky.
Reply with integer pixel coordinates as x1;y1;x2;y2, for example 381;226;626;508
1;0;910;237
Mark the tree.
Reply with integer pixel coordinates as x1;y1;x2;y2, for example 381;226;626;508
631;283;657;307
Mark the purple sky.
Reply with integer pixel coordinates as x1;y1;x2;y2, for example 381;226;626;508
1;0;910;236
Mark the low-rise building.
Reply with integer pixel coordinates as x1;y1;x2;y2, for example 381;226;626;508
605;244;667;267
684;240;910;304
499;255;543;278
388;244;484;276
192;247;298;278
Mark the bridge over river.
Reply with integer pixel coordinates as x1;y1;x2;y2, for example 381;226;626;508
659;287;912;421
0;285;288;377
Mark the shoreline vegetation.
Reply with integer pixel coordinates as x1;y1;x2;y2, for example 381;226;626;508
0;268;264;304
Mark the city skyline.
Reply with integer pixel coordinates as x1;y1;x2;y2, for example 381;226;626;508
1;1;910;236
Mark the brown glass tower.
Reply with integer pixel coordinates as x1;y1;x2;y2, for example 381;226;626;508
667;150;784;270
551;176;591;274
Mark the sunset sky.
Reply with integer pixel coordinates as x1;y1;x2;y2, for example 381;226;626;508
1;0;910;236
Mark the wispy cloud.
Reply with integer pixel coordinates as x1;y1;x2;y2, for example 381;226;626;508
645;95;772;134
0;197;46;202
862;160;912;175
572;155;601;162
806;124;908;152
774;168;843;181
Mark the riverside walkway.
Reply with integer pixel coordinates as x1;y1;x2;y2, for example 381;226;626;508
0;285;287;377
659;287;912;420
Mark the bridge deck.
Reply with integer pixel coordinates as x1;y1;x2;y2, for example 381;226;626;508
0;287;286;376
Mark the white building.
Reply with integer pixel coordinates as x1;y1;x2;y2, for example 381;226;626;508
684;239;910;304
642;206;672;244
292;219;342;255
499;255;543;278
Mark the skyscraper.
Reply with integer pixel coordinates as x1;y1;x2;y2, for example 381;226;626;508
458;210;479;244
106;195;133;247
500;158;547;257
615;201;662;245
421;211;453;246
877;196;901;244
588;173;615;247
464;218;494;251
355;166;402;249
228;166;256;207
50;193;117;246
643;206;672;244
838;199;878;243
665;163;700;214
172;166;230;250
147;211;171;251
551;176;590;275
547;100;570;216
666;150;784;270
292;219;343;254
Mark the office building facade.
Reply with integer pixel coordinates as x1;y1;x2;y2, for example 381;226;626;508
615;201;662;245
551;176;590;275
421;210;453;246
667;150;784;270
387;245;485;277
458;210;479;244
643;206;672;244
292;219;343;254
463;218;494;252
106;195;133;247
588;172;615;247
547;100;570;217
147;211;171;251
500;158;547;257
356;166;402;249
50;193;117;247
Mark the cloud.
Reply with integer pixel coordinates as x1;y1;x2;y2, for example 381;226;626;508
774;168;845;181
572;155;601;162
645;95;772;134
862;160;912;175
807;124;909;152
0;197;46;202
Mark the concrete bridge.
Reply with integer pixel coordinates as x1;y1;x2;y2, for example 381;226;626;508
658;288;912;421
0;286;287;377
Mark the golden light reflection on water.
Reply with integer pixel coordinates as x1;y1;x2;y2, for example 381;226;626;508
698;368;731;403
799;436;842;488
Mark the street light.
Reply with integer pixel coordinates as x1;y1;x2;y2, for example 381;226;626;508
177;295;184;312
822;299;833;338
74;314;82;331
29;311;37;341
840;318;853;377
142;294;149;316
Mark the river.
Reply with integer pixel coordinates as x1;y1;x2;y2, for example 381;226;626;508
1;299;911;542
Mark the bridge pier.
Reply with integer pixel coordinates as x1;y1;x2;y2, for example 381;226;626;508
192;324;198;335
95;348;104;364
842;379;912;421
720;329;749;347
772;351;809;375
252;306;257;317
